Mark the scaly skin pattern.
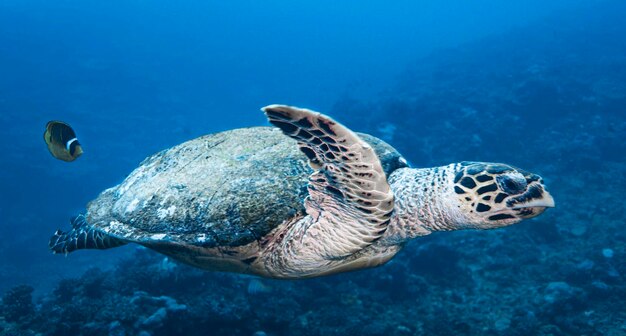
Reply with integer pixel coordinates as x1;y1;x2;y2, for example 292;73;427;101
256;164;462;278
383;164;467;243
256;161;553;279
250;106;551;278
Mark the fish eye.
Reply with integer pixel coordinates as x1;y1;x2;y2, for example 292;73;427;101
496;175;527;195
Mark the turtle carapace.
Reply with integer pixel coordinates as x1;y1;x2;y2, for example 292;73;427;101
49;105;554;279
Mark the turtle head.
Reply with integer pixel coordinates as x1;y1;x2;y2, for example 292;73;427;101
451;162;554;229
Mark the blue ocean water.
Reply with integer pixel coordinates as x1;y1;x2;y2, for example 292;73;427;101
1;0;624;335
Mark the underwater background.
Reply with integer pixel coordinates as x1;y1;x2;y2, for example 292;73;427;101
1;0;625;335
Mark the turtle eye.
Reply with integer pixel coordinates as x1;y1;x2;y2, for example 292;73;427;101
496;175;527;195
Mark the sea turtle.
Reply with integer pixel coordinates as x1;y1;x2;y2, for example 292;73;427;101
50;105;555;279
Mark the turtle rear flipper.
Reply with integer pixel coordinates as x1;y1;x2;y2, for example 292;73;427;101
49;215;127;254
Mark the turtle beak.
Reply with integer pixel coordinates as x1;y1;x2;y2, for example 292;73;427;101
508;183;554;219
511;190;555;209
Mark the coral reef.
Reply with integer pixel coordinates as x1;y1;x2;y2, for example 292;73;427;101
1;230;623;335
2;1;626;335
1;285;34;323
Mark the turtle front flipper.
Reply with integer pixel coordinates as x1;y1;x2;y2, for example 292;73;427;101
263;105;394;265
49;215;127;254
